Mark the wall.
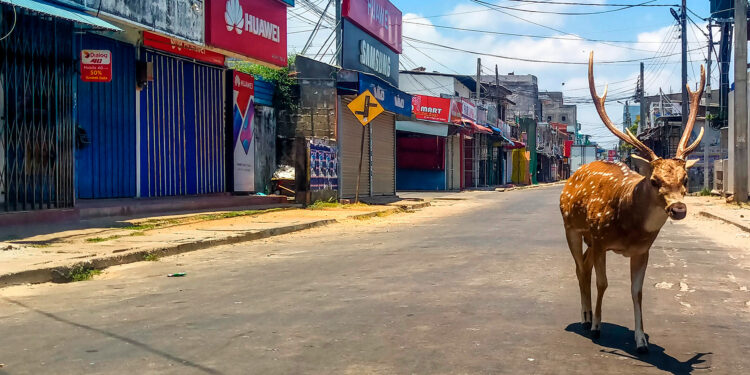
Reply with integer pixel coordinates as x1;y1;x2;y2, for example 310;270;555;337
482;74;540;122
540;91;576;131
398;73;455;97
62;0;204;43
254;106;276;194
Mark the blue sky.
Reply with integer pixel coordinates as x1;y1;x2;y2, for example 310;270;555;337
287;1;715;147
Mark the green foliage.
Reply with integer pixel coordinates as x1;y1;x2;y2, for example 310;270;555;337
699;187;712;196
144;253;160;262
619;122;640;153
67;266;101;282
229;56;297;113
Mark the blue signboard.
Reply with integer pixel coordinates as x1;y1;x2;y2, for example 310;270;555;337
342;19;399;87
358;72;411;117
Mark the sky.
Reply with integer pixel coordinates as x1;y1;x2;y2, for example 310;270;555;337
286;0;716;148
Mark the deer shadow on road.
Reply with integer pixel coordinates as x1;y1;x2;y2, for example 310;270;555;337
565;322;712;375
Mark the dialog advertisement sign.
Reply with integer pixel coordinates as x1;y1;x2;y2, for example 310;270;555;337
230;71;255;191
358;72;411;116
80;50;112;82
143;31;225;66
342;0;402;53
206;0;288;67
412;94;451;123
461;98;477;121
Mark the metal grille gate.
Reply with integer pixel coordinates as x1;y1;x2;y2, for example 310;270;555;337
140;51;225;197
0;6;75;211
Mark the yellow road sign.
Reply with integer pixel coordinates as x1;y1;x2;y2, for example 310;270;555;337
347;90;384;126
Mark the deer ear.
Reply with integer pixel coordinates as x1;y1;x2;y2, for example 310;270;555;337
685;159;699;169
631;154;653;178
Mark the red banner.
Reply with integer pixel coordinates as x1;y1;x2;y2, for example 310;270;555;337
342;0;402;53
80;50;112;82
205;0;288;67
450;99;462;123
564;140;573;158
412;95;451;123
143;31;225;66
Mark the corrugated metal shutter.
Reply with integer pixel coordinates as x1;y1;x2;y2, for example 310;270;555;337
140;51;225;197
75;34;136;199
371;113;395;196
254;78;274;107
340;98;369;199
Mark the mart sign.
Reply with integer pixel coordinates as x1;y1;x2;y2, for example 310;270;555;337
80;50;112;82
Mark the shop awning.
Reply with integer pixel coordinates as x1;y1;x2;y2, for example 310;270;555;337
455;119;492;134
505;138;526;149
396;120;449;137
1;0;121;31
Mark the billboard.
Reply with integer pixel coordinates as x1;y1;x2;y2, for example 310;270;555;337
143;31;225;66
228;71;255;192
342;19;399;86
342;0;402;53
358;72;411;116
206;0;288;67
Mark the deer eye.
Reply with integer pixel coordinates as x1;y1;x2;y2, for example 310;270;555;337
650;179;660;188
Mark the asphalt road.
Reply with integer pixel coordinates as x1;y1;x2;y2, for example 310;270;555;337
1;187;749;375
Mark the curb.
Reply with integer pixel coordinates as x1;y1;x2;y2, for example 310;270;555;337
698;211;750;234
496;182;566;192
0;202;430;288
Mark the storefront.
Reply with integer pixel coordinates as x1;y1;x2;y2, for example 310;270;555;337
395;94;452;191
138;32;228;197
338;73;411;199
0;2;119;211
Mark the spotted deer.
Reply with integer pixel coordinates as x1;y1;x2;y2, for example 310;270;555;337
560;52;705;354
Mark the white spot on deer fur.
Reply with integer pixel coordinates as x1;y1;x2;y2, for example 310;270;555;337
655;282;673;289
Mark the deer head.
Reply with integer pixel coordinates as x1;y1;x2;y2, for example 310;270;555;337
588;52;705;220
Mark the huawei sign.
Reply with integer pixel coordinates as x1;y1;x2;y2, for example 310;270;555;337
207;0;287;66
223;0;281;42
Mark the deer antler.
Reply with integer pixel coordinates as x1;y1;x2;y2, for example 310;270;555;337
675;65;706;160
589;52;658;161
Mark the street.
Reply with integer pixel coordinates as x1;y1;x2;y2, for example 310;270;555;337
1;186;749;375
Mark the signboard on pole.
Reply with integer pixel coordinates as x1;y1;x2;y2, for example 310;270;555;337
342;0;402;53
342;19;399;86
80;50;112;82
461;98;477;121
228;71;256;192
347;90;384;126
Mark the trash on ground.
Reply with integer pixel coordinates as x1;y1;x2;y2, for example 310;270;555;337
273;165;295;179
167;273;187;277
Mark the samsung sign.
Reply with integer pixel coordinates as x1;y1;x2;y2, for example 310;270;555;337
342;20;399;86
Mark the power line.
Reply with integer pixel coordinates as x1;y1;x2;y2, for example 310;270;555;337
500;0;677;6
469;0;667;16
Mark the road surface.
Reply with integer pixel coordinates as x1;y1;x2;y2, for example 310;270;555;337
1;187;749;374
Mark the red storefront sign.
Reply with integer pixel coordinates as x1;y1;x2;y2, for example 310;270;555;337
342;0;402;53
450;99;462;123
608;149;617;161
80;50;112;82
564;140;573;157
412;95;451;123
205;0;288;67
143;31;225;66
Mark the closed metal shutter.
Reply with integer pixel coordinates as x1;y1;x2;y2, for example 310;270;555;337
140;51;225;197
76;34;136;199
340;98;369;199
371;112;395;196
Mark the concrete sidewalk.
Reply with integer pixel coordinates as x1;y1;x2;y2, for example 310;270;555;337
0;200;429;288
686;195;750;233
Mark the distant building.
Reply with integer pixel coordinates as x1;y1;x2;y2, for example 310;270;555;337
539;91;577;133
481;74;540;123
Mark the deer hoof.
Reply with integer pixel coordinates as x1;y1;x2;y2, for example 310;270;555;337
591;330;601;339
636;345;649;354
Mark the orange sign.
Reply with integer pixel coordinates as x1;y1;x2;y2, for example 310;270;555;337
80;50;112;82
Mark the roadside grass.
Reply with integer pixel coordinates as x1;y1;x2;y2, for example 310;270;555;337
699;187;712;196
67;265;101;282
308;199;369;210
86;231;146;243
120;208;284;231
144;253;159;261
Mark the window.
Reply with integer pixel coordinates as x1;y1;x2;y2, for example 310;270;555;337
562;115;567;122
547;116;552;122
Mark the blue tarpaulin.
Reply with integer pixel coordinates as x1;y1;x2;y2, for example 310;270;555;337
0;0;121;31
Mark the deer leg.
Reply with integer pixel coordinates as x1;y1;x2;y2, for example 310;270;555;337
630;252;650;354
592;249;607;339
565;229;592;329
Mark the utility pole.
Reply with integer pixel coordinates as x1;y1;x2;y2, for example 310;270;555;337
639;62;646;133
704;22;714;191
680;0;688;129
335;0;342;66
734;0;749;202
476;58;482;100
